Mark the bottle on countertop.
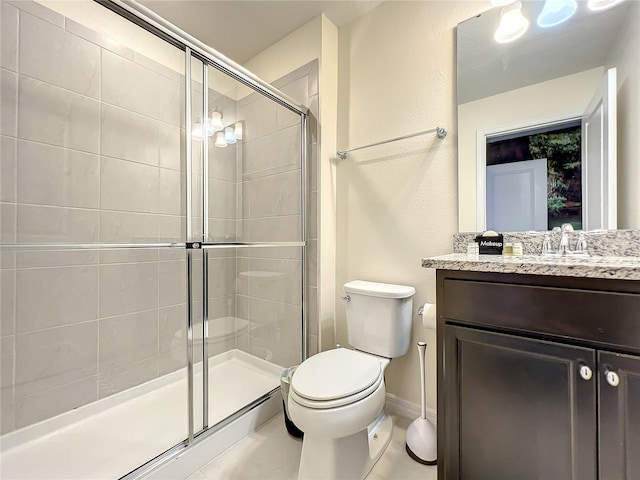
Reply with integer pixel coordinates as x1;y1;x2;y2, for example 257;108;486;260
512;242;523;256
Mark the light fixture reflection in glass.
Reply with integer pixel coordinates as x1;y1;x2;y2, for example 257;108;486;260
588;0;625;10
191;123;204;140
224;126;237;144
537;0;577;28
191;118;213;140
494;1;529;44
233;121;243;140
214;131;227;148
211;111;224;132
191;108;243;145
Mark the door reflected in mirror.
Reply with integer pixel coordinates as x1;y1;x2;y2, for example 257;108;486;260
486;120;582;232
456;0;639;232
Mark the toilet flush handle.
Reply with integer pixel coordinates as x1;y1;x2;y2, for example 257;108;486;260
341;295;351;302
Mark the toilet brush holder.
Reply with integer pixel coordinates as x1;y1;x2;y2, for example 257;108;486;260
405;341;437;465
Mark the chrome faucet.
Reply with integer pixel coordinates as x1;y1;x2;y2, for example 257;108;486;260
542;232;553;255
558;223;574;255
542;224;589;256
574;232;589;255
555;223;590;256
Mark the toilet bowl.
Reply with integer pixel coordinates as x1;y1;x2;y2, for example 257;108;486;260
288;348;392;480
288;280;414;480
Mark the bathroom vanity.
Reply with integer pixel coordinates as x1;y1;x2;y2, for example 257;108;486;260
422;254;640;480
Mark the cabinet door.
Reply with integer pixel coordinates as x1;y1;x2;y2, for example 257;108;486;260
444;326;597;480
599;351;640;479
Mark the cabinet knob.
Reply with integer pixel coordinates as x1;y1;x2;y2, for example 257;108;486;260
579;364;593;381
605;369;620;387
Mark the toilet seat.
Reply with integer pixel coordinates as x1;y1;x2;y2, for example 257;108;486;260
291;348;383;409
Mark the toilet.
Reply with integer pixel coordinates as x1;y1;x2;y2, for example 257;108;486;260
288;280;415;480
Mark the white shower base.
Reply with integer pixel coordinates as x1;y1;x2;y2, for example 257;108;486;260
0;349;283;480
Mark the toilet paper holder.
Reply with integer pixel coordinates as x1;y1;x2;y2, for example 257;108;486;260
417;302;436;330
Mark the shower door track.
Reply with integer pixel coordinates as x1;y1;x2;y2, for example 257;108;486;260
119;387;280;480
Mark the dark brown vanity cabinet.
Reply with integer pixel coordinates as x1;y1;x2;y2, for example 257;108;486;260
598;351;640;479
436;270;640;480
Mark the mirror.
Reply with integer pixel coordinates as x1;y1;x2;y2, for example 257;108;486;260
456;0;639;232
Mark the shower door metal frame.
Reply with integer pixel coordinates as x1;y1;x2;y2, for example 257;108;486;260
187;54;310;439
91;1;311;478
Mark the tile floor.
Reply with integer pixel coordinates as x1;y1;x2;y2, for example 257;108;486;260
185;413;437;480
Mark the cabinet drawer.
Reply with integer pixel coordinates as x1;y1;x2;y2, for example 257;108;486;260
442;278;640;353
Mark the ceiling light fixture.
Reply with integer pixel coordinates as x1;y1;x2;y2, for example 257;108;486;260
537;0;578;28
587;0;625;10
494;1;529;44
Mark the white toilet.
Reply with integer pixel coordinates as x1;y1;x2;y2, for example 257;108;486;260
288;280;415;480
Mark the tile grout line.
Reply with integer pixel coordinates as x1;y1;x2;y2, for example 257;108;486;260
10;5;21;431
96;43;102;404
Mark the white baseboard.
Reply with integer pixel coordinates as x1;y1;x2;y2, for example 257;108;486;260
385;393;437;424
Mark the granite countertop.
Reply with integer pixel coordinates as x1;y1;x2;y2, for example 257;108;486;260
422;253;640;281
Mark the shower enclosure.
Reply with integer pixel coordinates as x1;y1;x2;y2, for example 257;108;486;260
0;0;309;478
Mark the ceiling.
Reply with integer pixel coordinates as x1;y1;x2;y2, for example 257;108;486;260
457;0;632;104
138;0;383;64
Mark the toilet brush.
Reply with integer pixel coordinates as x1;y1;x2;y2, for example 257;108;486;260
405;341;437;465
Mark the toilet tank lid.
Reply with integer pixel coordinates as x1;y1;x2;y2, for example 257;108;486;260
344;280;415;299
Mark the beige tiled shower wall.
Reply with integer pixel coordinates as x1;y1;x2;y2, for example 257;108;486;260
0;0;317;434
0;1;187;433
231;61;319;367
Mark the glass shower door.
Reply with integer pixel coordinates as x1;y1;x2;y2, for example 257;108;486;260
0;2;191;478
198;63;306;429
1;1;309;478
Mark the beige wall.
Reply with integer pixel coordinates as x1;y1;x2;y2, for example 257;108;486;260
457;67;604;232
244;15;339;355
336;1;487;409
606;0;640;229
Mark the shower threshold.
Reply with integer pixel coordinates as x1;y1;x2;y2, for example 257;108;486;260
0;350;282;480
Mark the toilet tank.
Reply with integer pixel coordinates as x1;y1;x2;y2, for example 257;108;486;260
344;280;415;358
